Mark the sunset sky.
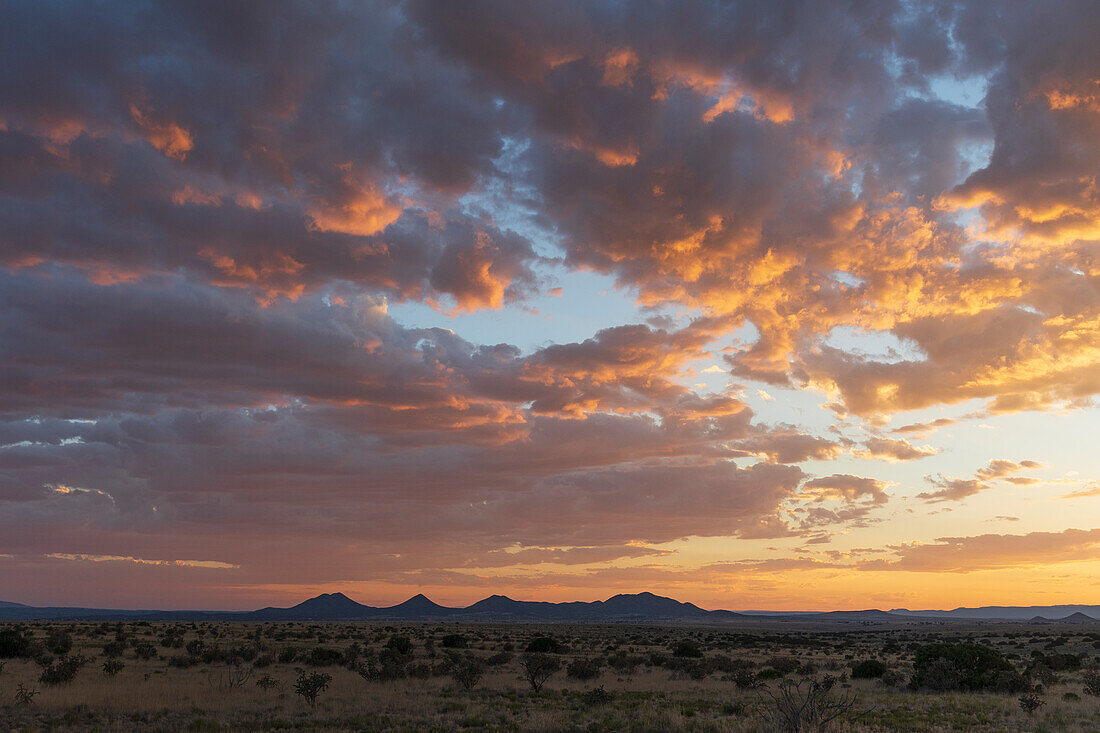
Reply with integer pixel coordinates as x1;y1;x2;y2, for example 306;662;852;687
3;1;1100;611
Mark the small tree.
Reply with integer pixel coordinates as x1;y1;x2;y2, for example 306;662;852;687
520;652;560;692
757;677;865;733
449;654;484;690
215;655;253;690
295;671;331;707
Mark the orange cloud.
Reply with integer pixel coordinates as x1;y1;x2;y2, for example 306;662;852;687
129;104;193;160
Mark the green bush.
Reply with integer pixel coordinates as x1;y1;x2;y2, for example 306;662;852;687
526;637;561;654
39;655;89;686
566;657;603;680
386;636;413;655
306;646;343;666
441;634;467;648
910;642;1015;692
851;659;887;679
672;641;703;658
294;671;331;707
0;628;33;658
46;629;72;655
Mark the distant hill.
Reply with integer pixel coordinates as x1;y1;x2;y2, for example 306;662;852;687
892;604;1100;621
2;593;1097;624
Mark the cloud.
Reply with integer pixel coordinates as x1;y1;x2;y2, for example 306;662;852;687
861;528;1100;573
802;475;890;505
918;459;1042;503
859;437;937;461
892;418;956;435
1;0;1098;606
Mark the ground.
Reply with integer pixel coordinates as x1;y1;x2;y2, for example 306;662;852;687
1;620;1099;731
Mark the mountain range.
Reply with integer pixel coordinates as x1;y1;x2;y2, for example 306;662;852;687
0;592;1097;623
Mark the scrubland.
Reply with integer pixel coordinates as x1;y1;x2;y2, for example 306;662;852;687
2;620;1099;731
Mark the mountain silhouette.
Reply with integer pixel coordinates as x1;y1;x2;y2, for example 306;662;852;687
3;593;1098;623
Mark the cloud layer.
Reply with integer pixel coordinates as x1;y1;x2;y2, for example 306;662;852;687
1;0;1098;607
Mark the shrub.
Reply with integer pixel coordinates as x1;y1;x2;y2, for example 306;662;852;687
1083;669;1100;697
256;674;281;691
1063;691;1080;701
441;634;467;649
993;670;1030;694
851;659;887;679
519;652;560;692
449;654;484;690
133;641;158;660
758;677;863;733
0;628;33;658
215;657;254;690
102;659;125;677
168;654;197;668
732;669;763;689
356;648;410;682
766;656;801;675
672;641;703;658
46;629;72;655
102;640;128;658
722;700;749;717
567;657;603;680
526;637;561;654
1032;652;1082;671
607;650;642;674
294;671;331;707
386;635;413;655
253;654;273;668
39;655;89;686
910;642;1015;692
1018;692;1045;714
14;682;38;705
486;651;513;667
582;685;613;706
306;646;343;667
880;668;906;687
159;631;185;649
277;647;298;664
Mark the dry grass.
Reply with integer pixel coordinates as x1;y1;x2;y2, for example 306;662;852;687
1;621;1098;731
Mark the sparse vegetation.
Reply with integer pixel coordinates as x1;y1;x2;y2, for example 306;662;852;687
757;676;865;732
519;651;560;692
14;682;38;705
294;670;331;707
38;655;88;686
448;653;484;690
910;642;1017;692
1018;691;1045;714
0;620;1096;730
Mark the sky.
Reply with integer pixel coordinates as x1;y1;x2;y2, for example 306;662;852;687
2;0;1100;612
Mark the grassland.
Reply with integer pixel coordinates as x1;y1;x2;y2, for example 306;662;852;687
1;620;1099;731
